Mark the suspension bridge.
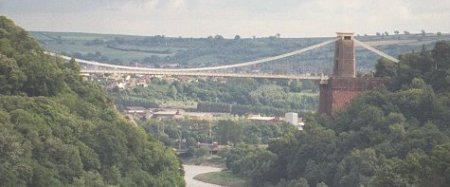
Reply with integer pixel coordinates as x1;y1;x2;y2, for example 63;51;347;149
47;32;399;80
47;32;402;113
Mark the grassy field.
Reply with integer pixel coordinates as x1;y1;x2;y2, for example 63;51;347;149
194;171;248;187
31;32;180;62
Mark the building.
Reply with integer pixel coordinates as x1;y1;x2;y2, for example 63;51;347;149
124;106;149;120
152;110;180;120
296;122;305;130
284;112;298;125
247;114;278;122
125;106;146;114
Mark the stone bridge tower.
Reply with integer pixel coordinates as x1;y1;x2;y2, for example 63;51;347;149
318;33;385;114
334;32;355;77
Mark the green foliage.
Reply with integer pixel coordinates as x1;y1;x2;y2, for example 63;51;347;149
234;150;277;185
238;41;450;187
216;120;244;145
432;41;450;69
0;56;26;94
274;177;310;187
194;171;248;187
117;77;318;116
142;118;295;152
0;16;66;97
0;16;184;187
375;58;397;77
31;30;449;75
219;145;278;186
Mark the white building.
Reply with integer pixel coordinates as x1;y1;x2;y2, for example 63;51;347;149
125;107;146;114
297;122;305;130
285;112;298;125
248;114;276;122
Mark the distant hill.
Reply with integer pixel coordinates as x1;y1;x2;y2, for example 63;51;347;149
1;16;185;186
30;31;450;74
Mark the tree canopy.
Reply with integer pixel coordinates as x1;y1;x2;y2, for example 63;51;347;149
226;41;450;187
0;16;184;187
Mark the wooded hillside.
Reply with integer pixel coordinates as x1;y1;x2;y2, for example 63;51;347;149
224;41;450;187
0;16;184;187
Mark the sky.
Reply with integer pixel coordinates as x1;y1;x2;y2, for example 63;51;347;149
0;0;449;38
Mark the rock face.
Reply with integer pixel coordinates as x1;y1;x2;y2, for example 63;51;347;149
319;32;386;114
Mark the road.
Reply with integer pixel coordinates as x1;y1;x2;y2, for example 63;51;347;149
81;69;326;80
183;164;223;187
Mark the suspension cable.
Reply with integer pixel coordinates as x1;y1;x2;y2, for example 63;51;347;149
354;39;399;63
46;38;337;72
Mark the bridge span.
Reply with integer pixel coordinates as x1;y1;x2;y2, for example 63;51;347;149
81;69;327;80
47;33;399;81
47;38;338;72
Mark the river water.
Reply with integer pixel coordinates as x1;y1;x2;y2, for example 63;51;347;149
183;164;223;187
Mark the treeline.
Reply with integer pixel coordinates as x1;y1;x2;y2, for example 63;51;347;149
0;16;184;186
198;102;309;116
222;41;450;186
106;44;172;54
142;119;297;152
67;51;124;65
116;96;159;109
197;102;231;113
112;78;319;116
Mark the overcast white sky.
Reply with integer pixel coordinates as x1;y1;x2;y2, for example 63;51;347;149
1;0;449;38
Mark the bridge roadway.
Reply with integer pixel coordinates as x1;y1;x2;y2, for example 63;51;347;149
81;69;327;80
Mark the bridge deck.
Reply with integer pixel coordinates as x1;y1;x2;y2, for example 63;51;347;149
81;69;326;80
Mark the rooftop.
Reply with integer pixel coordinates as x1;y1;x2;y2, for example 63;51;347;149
126;106;146;110
336;32;354;36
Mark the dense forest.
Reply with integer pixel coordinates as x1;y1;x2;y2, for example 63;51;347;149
223;41;450;187
0;16;184;186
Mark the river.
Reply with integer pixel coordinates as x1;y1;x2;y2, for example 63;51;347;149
183;164;223;187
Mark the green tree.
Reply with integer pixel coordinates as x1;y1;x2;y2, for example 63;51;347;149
431;41;450;69
0;56;25;94
0;16;185;187
169;85;178;99
66;57;80;72
250;41;450;186
216;120;243;145
375;58;397;77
